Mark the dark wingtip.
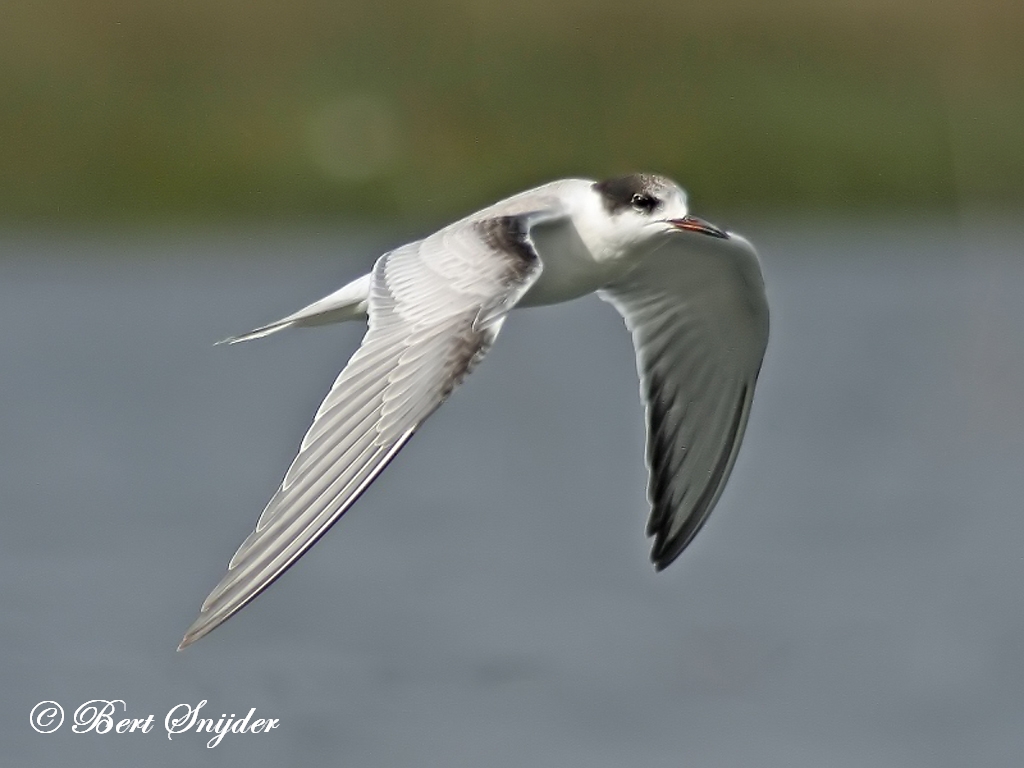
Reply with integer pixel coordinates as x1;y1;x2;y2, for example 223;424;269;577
644;384;752;574
650;535;686;572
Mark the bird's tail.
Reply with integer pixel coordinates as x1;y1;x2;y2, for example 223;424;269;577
217;273;372;345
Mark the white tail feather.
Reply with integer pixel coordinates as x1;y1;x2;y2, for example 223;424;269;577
217;273;372;345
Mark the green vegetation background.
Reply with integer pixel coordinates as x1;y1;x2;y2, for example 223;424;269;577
2;0;1021;224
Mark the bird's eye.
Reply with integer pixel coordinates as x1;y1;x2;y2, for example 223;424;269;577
631;193;659;214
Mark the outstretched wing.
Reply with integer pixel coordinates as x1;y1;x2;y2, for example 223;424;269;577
600;229;769;571
180;211;562;648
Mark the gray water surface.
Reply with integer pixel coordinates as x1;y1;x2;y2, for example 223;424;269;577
3;223;1023;766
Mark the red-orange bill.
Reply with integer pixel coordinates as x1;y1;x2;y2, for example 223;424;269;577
668;215;728;239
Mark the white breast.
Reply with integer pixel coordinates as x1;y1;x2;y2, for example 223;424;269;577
519;217;633;308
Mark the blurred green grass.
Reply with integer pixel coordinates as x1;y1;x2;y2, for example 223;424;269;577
1;0;1021;223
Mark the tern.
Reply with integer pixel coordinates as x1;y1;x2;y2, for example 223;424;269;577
179;174;769;649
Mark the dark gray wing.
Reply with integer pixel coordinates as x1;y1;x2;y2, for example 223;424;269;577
600;230;769;570
180;210;563;648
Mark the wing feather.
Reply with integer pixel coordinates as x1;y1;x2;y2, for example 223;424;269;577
601;230;769;571
180;208;563;648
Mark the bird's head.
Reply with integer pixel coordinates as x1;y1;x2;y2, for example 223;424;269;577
583;173;728;259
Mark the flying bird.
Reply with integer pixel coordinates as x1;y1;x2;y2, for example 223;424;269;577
179;174;769;649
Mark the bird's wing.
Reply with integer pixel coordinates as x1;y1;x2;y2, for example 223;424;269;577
180;210;563;648
600;229;769;570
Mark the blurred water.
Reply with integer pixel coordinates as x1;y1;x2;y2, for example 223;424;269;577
2;222;1023;767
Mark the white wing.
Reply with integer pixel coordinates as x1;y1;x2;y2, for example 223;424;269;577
601;229;769;570
180;210;563;648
